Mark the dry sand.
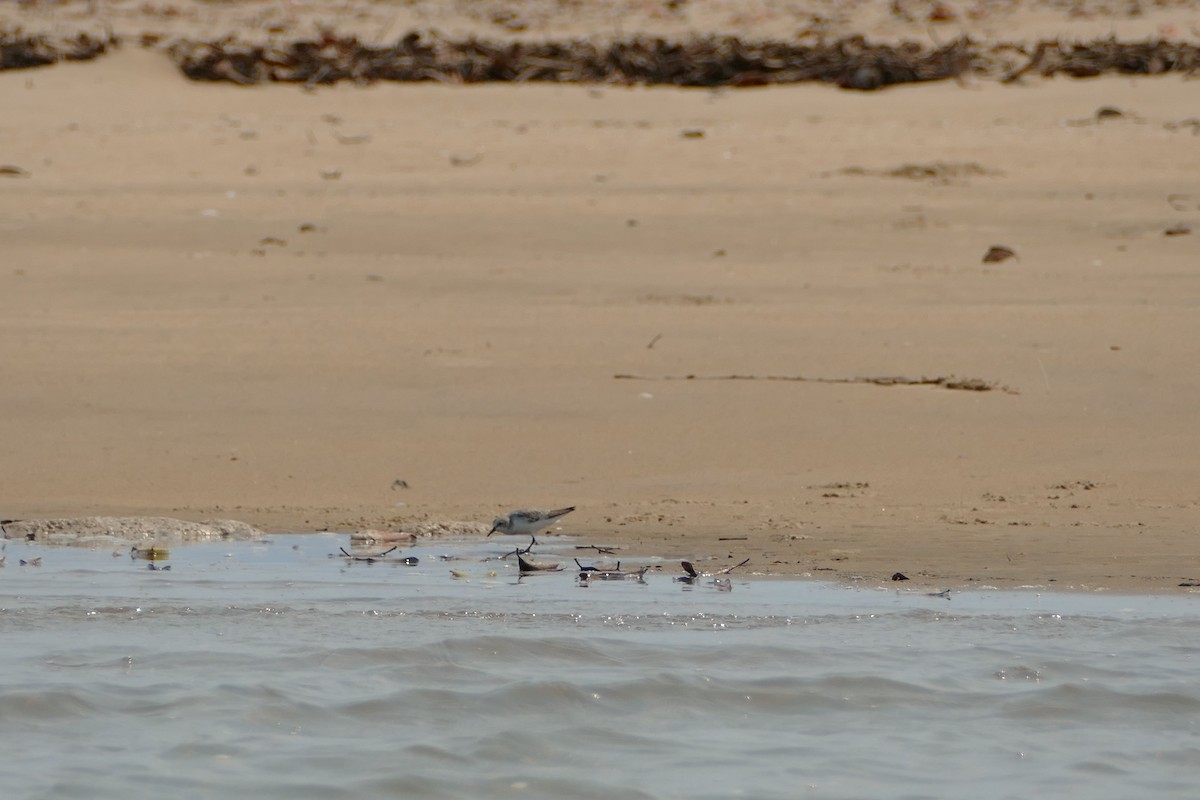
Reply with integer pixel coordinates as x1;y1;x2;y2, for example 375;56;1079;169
2;1;1199;591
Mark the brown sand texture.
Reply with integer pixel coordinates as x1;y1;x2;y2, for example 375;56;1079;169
2;1;1199;591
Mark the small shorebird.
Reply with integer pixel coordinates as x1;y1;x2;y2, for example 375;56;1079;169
488;507;575;543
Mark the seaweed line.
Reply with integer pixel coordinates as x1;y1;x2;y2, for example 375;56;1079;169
614;373;1016;393
5;28;1200;91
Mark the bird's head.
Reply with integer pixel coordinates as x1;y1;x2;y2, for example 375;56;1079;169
487;516;507;536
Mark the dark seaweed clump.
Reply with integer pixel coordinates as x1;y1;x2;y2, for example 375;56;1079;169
164;31;1200;90
5;27;1200;90
0;29;116;70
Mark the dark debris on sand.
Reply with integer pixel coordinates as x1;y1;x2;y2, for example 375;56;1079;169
6;27;1200;91
0;28;117;70
162;32;1200;90
164;32;978;89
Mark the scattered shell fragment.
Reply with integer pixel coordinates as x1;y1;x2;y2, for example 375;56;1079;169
982;245;1017;264
517;551;563;573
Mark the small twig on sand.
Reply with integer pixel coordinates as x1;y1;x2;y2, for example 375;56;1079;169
339;545;398;562
681;558;749;578
577;560;650;582
716;557;751;575
574;545;617;554
575;557;621;572
615;373;1012;393
499;537;537;556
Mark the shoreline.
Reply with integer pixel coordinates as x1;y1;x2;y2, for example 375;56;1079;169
6;508;1199;595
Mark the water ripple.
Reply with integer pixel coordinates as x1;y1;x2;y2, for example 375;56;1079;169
2;537;1198;800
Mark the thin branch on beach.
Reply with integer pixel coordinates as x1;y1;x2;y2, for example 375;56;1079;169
575;557;619;572
339;545;398;562
574;545;618;555
682;558;750;578
498;537;538;559
576;557;650;582
716;558;751;575
614;373;1014;393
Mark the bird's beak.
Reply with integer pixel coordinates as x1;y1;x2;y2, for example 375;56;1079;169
487;527;497;536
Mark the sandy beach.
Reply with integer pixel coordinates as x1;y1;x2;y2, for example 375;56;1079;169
2;1;1199;591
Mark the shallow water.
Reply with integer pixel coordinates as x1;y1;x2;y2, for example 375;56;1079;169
2;535;1198;800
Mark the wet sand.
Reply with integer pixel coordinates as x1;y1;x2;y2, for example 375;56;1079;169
2;1;1199;591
